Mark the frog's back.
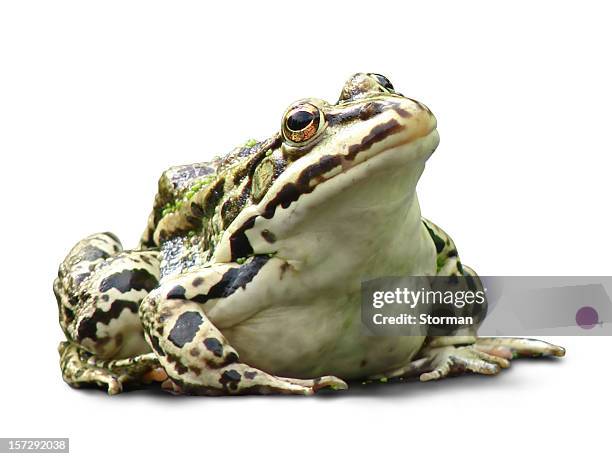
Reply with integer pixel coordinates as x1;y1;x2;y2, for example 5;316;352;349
138;160;219;249
138;137;282;277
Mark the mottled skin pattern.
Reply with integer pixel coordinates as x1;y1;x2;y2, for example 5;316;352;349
54;73;564;395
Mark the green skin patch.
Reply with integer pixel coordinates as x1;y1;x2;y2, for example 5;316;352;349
160;139;259;218
161;175;216;217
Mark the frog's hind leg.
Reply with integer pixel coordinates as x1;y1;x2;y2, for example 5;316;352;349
417;220;565;382
54;232;164;394
140;257;348;395
422;218;488;342
59;342;164;395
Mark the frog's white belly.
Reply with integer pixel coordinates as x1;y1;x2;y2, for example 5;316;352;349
222;294;427;379
212;209;435;378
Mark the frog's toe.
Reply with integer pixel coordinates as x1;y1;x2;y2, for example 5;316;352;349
475;337;566;359
419;345;508;382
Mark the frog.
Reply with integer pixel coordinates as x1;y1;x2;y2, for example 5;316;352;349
53;73;565;395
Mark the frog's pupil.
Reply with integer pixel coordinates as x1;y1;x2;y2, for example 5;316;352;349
287;111;314;131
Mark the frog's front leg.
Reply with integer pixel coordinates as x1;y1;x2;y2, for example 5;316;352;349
140;257;348;395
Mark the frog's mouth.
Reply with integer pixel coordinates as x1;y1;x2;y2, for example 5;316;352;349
283;119;439;202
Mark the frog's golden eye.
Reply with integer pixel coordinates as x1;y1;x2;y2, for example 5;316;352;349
282;103;323;144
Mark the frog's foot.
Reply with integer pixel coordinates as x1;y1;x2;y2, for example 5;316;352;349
416;337;565;382
419;344;511;382
474;337;566;360
59;341;163;395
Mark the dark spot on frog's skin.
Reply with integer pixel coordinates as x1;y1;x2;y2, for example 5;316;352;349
140;254;155;266
168;311;204;348
99;269;158;294
229;216;256;259
189;348;200;357
261;229;276;243
77;300;139;341
197;177;225;221
188;365;202;376
346;119;402;161
392;106;412;118
275;155;343;213
102;232;121;243
166;285;187;300
190;202;204;218
279;261;291;279
113;244;121;252
62;305;75;322
326;101;392;126
192;277;204;288
219;369;242;390
244;371;257;380
203;337;224;357
423;221;446;254
447;249;458;258
190;256;269;303
166;353;189;375
456;260;464;274
205;351;239;369
80;246;109;262
74;273;90;285
100;294;109;302
221;198;242;228
370;73;394;91
185;215;201;226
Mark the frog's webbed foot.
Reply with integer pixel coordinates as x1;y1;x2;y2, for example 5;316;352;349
139;261;347;395
414;337;565;382
418;344;511;381
59;341;165;395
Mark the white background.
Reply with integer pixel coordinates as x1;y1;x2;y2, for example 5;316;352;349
0;1;610;457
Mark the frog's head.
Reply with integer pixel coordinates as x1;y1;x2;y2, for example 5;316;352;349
219;73;440;262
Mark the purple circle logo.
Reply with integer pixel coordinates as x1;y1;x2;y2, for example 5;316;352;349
576;306;599;329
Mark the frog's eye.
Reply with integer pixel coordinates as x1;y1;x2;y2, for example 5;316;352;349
369;73;395;92
282;103;324;144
